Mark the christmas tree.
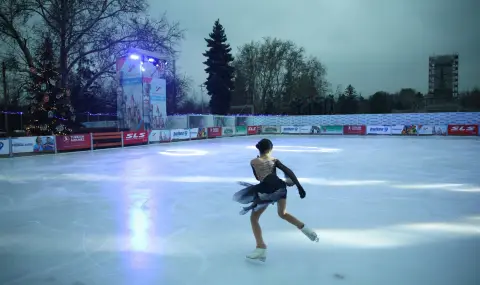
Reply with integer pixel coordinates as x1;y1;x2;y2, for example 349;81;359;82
26;36;76;135
203;19;235;115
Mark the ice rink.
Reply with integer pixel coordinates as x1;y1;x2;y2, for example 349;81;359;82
0;135;479;285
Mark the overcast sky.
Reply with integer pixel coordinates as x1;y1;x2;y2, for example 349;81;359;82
151;0;479;97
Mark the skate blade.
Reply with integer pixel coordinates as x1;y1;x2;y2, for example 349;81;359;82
246;256;266;262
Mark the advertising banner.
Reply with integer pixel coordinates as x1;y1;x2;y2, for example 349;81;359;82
366;126;391;135
320;125;343;134
281;126;299;134
433;125;448;135
12;136;56;153
56;134;91;151
417;125;434;135
310;126;321;134
448;125;478;136
261;126;279;134
247;126;259;135
235;126;247;135
148;78;167;130
123;131;148;145
298;126;311;134
343;125;366;135
149;130;171;142
208;127;222;138
391;125;405;135
0;139;10;155
170;129;190;140
190;128;207;139
222;126;235;136
401;125;417;135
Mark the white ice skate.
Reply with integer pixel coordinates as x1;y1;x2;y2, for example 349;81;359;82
301;226;319;242
246;248;267;262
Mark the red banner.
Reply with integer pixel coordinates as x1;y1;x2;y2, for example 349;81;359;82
207;127;222;138
343;125;366;135
447;125;478;136
123;131;148;145
247;126;259;135
56;134;91;151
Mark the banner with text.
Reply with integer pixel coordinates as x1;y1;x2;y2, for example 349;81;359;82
190;128;207;139
12;136;56;153
261;126;280;134
149;130;171;142
433;125;448;135
170;129;190;140
281;126;300;134
123;131;149;145
208;127;222;138
56;134;91;151
343;125;366;135
247;126;259;135
367;126;391;135
417;125;434;135
298;126;312;134
222;126;235;136
235;126;247;135
0;139;10;155
448;125;478;136
320;125;343;135
391;125;405;135
401;125;417;135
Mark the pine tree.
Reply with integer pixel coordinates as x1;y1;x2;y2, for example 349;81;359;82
26;37;76;135
203;19;234;115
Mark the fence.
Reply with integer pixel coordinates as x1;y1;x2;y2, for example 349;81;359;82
0;123;478;157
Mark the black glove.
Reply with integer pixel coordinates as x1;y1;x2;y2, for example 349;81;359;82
298;187;306;199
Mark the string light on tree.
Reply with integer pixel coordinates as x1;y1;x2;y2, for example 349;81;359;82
25;36;76;136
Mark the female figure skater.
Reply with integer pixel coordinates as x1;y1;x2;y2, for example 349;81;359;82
233;138;318;261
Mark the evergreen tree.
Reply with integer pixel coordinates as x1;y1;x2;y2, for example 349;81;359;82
26;37;76;135
203;19;234;115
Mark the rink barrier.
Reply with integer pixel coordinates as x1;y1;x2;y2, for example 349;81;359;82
0;124;478;157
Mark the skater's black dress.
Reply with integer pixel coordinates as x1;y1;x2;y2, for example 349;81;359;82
233;157;304;214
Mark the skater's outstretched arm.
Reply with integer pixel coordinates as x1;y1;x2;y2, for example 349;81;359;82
275;159;306;198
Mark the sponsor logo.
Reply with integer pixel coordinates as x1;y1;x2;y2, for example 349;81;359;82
284;127;298;131
370;127;387;132
210;127;220;133
349;126;362;131
65;135;86;142
0;141;3;150
173;131;188;136
248;126;257;131
126;132;146;139
265;127;277;132
224;128;234;134
451;126;475;132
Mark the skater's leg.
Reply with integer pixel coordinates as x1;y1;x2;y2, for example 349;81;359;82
276;199;304;229
250;206;267;248
277;198;319;242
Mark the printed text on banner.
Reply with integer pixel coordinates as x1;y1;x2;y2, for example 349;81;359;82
343;125;366;135
447;125;478;136
56;134;92;150
247;126;258;135
367;126;391;135
123;131;149;145
208;127;222;138
171;129;190;140
281;126;299;134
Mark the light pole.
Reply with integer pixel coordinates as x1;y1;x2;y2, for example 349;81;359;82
199;84;205;114
2;62;8;135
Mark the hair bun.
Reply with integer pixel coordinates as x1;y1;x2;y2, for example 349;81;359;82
255;143;260;150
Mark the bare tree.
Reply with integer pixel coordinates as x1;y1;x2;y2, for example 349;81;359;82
234;37;328;114
0;0;183;96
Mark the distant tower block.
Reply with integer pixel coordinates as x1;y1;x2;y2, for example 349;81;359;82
428;54;459;99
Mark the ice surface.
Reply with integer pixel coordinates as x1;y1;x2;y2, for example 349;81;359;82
0;135;479;285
